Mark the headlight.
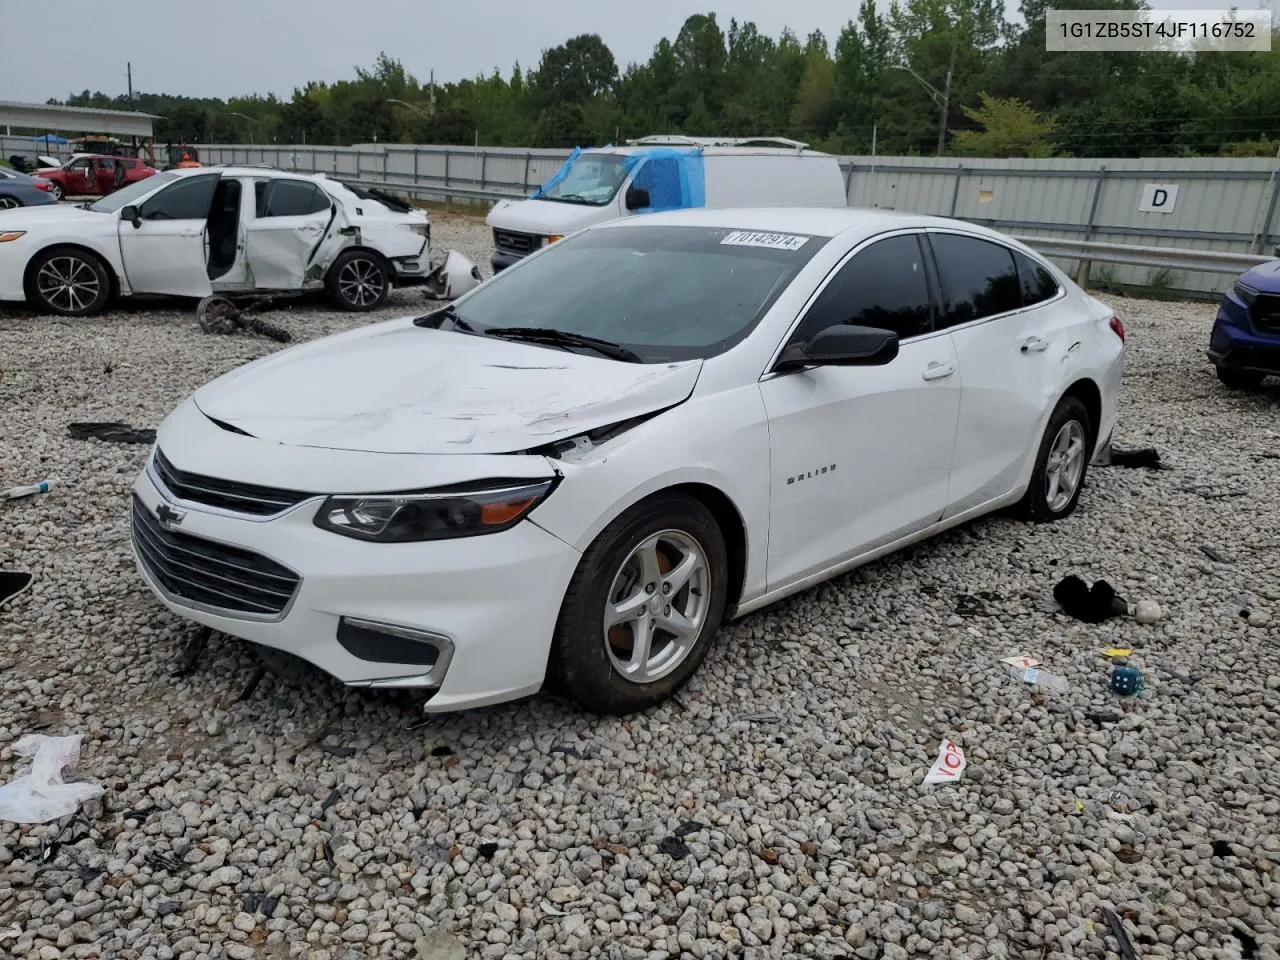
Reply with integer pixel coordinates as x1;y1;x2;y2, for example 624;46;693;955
0;231;27;243
314;478;556;543
400;222;430;237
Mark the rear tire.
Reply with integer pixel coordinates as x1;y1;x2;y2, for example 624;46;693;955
1215;366;1265;391
1016;395;1092;523
326;250;390;311
47;182;63;202
0;195;21;210
551;493;729;715
25;246;111;316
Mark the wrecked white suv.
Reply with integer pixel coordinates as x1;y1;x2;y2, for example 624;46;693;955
0;167;432;316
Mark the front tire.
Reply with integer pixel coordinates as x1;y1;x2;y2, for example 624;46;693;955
25;247;111;316
326;250;390;311
1215;366;1265;391
1017;396;1091;523
552;493;729;715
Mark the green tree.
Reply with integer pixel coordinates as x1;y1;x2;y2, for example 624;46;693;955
951;93;1056;156
534;102;592;147
533;35;619;106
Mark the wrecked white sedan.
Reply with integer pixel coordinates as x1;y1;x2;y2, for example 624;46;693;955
0;168;433;316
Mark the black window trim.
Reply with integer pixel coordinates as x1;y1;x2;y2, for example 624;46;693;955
922;228;1065;331
762;227;946;380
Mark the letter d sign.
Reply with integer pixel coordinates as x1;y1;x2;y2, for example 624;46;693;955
1139;183;1179;214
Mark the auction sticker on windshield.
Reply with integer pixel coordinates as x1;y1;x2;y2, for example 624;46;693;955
720;231;810;251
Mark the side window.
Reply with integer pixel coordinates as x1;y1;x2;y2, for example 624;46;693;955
930;234;1023;327
98;158;116;171
260;180;330;217
789;234;933;345
1014;251;1060;308
67;159;90;175
140;175;218;221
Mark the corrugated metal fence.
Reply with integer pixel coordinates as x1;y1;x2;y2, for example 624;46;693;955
61;141;1280;296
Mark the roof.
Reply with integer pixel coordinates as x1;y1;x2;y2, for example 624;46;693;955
591;206;972;240
0;100;159;138
587;144;833;159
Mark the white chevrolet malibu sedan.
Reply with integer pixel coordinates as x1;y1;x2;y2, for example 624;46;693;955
130;207;1125;714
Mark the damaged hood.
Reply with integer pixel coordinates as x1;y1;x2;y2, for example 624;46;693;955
486;197;611;235
191;317;702;455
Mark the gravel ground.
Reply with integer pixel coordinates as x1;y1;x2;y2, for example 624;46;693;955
1;215;1279;960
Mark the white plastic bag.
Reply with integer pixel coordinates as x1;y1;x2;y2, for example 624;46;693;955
0;734;104;824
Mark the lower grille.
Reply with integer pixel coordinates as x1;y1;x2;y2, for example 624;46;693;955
131;495;300;618
1250;294;1280;334
153;448;310;517
493;228;536;255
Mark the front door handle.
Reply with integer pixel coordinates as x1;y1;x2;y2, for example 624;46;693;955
921;362;956;382
1021;336;1049;353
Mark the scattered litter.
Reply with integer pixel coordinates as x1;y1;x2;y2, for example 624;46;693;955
0;570;33;610
171;627;211;678
539;902;569;917
477;842;498;859
1134;599;1162;625
78;865;103;883
1108;445;1161;469
739;712;781;723
321;789;340;812
414;929;467;960
922;739;966;785
236;664;268;701
1211;839;1233;858
674;820;706;838
1000;654;1042;670
1101;907;1139;960
196;295;293;343
244;892;279;916
67;422;156;445
40;810;93;863
145;852;180;873
156;902;181;918
1200;544;1230;563
1086;710;1123;724
1110;665;1144;697
955;591;1000;616
1103;648;1133;659
121;808;153;823
2;479;54;500
317;741;356;758
430;745;455;757
1054;575;1128;623
658;836;692;859
1007;663;1069;693
0;734;104;824
322;839;335;867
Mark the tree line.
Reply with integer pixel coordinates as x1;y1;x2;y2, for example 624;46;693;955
50;0;1280;159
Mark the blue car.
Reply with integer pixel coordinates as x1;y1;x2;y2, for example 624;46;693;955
0;167;58;210
1208;260;1280;390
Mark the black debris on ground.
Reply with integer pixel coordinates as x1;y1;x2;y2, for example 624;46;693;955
1109;445;1162;469
0;570;33;609
674;820;706;838
171;628;211;679
657;836;692;859
67;422;156;445
477;842;499;859
1053;575;1128;623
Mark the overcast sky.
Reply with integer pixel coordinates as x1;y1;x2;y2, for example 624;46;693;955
1;0;1264;103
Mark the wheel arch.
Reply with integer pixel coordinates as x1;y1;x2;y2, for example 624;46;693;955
1061;377;1102;449
323;244;392;280
23;242;121;302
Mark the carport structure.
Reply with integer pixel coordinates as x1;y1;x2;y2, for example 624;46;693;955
0;99;161;161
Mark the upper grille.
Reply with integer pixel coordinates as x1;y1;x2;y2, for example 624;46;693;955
131;496;300;618
493;228;536;255
152;449;311;517
1249;293;1280;334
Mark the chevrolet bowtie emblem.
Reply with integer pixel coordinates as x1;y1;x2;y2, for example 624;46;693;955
155;503;186;528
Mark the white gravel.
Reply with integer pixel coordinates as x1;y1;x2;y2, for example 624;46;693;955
1;215;1279;960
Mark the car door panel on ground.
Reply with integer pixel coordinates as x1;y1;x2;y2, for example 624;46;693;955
927;231;1074;518
760;232;963;590
118;173;217;298
245;179;336;290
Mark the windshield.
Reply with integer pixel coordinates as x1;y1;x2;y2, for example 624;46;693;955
88;172;176;213
536;153;628;206
440;225;825;362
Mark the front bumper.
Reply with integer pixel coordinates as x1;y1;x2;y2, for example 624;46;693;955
491;250;525;273
0;244;28;304
1208;297;1280;375
130;456;582;712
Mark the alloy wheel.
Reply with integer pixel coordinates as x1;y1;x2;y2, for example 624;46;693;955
1045;420;1086;513
603;530;710;684
0;196;19;210
337;257;386;307
35;255;101;314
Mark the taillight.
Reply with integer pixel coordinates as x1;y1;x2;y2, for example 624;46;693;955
1109;316;1125;342
33;181;50;191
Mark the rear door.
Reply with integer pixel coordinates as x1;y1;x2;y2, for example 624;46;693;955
244;178;337;290
118;173;218;298
928;232;1070;517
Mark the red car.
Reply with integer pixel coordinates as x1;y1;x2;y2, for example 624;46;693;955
37;154;156;202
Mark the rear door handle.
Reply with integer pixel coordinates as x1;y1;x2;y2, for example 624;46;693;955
921;362;956;382
1021;336;1049;353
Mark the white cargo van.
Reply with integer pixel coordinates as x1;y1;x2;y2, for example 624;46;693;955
485;135;848;272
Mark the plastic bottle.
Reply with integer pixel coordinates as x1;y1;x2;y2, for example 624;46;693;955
2;479;55;500
1007;664;1070;693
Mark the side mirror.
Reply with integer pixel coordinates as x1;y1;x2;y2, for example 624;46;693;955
121;205;142;228
625;186;650;211
775;324;900;373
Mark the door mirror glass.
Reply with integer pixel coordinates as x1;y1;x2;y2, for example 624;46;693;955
776;324;900;372
625;185;650;211
121;205;141;228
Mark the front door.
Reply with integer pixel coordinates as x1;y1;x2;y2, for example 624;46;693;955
61;158;92;196
118;173;218;298
759;233;962;590
244;178;337;290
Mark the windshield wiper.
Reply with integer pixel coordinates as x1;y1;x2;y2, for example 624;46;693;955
485;327;643;363
413;304;478;333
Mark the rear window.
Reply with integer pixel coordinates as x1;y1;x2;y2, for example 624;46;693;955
448;225;826;362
